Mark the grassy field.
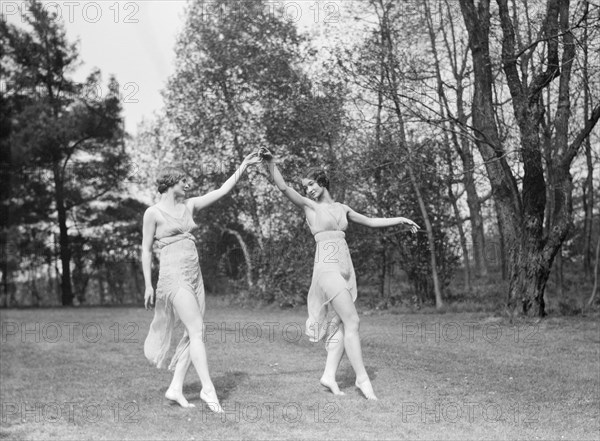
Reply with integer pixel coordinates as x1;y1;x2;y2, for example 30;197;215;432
1;300;598;440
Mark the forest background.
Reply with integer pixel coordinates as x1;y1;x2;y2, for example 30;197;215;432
2;0;599;319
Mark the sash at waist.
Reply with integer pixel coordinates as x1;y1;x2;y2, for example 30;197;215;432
314;231;345;242
155;232;195;250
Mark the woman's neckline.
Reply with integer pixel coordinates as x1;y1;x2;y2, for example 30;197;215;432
156;204;187;220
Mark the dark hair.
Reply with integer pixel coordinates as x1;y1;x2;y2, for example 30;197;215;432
156;168;186;194
304;167;329;190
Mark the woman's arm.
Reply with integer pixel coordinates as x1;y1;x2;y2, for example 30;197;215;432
265;158;313;210
186;152;261;213
346;205;419;232
142;207;157;309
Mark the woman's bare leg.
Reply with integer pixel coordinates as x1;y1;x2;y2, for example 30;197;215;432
172;289;223;412
320;320;346;395
329;290;377;400
165;348;194;407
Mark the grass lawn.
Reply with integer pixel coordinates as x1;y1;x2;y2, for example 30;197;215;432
1;300;598;440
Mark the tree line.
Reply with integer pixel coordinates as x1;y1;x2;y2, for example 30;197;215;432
2;0;599;317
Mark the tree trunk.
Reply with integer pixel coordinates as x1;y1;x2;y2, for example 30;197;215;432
555;246;564;298
98;267;106;306
445;156;472;292
379;241;386;299
223;228;254;289
53;233;61;303
466;168;488;277
376;27;387;302
507;241;549;316
131;261;142;300
1;252;9;307
449;187;472;293
29;266;39;306
47;257;53;305
494;199;507;280
53;160;73;306
583;177;593;277
582;1;594;277
407;164;444;308
586;231;600;308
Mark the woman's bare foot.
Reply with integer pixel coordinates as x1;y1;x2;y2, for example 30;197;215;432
165;389;196;408
320;376;346;395
200;388;223;413
355;377;378;400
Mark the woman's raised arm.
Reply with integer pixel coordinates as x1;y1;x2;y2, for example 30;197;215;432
264;156;313;210
186;152;261;213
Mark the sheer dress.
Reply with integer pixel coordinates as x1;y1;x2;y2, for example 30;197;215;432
305;202;357;344
144;205;204;370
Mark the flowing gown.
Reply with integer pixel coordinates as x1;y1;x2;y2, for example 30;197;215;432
144;205;205;370
305;202;358;344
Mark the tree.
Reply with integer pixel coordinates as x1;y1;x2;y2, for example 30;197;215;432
1;0;129;305
458;0;600;317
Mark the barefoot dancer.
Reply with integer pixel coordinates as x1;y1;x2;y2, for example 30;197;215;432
142;152;261;412
262;150;419;400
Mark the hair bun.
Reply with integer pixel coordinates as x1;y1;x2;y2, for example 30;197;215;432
155;168;186;194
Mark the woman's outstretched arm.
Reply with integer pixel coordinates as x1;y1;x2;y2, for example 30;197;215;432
346;205;420;233
265;156;313;210
186;151;261;213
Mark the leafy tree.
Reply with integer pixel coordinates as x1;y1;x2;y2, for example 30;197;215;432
162;0;345;296
1;0;130;305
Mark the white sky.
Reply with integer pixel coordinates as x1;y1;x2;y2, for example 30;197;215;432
2;0;349;135
3;1;188;134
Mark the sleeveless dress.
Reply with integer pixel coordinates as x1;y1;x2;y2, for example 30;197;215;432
143;204;206;370
305;202;358;344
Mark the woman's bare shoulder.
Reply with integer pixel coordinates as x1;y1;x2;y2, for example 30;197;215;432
338;202;352;212
144;205;160;220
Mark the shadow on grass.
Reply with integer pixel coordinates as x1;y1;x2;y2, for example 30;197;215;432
214;371;249;401
157;371;249;406
336;365;379;389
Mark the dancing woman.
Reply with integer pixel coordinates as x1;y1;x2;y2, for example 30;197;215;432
262;151;418;400
142;152;261;412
